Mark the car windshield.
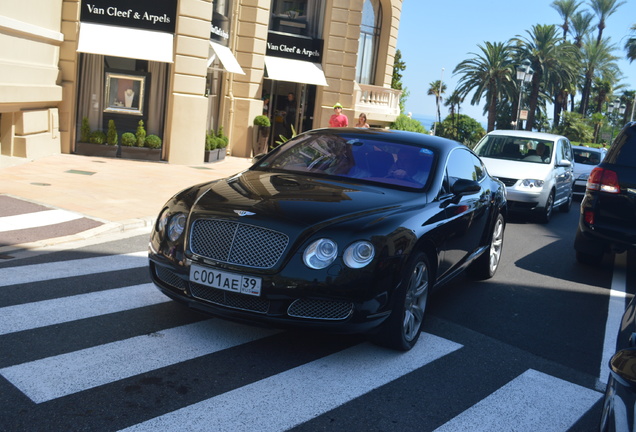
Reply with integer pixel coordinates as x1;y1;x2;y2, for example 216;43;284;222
253;133;435;189
474;135;553;164
573;148;602;165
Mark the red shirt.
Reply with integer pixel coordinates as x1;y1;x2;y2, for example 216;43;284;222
329;114;349;127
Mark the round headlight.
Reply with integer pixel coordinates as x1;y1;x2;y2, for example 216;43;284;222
167;213;187;241
344;241;375;268
303;239;338;269
520;179;544;188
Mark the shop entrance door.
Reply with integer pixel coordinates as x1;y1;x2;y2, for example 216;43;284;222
264;80;316;149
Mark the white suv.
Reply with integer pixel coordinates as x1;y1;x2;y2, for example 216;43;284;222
473;130;574;223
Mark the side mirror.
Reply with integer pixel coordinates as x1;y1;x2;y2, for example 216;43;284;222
452;179;480;196
609;348;636;387
556;159;572;168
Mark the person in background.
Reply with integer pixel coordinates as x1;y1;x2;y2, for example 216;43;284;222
329;103;349;127
355;113;370;128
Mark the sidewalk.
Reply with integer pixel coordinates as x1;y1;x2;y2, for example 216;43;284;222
1;153;253;246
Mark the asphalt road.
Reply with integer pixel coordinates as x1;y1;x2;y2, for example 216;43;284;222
0;203;633;431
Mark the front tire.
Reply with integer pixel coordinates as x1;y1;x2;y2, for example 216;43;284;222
537;190;554;223
468;213;504;280
373;252;430;351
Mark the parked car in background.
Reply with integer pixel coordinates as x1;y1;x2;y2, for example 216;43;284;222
149;128;507;351
572;145;606;199
574;122;636;265
473;130;574;223
599;295;636;432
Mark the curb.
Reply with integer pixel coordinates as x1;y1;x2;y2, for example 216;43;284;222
0;216;155;260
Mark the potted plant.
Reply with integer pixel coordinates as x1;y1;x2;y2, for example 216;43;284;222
135;120;147;147
75;119;118;157
216;126;228;161
106;119;118;146
253;115;271;156
80;117;91;143
120;131;162;161
204;129;219;162
121;132;136;147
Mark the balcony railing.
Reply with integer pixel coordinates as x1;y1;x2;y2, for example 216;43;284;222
354;83;401;124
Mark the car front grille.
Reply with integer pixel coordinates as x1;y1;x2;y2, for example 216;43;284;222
190;282;270;314
154;265;187;291
154;265;354;320
497;177;518;187
189;219;289;268
287;299;354;320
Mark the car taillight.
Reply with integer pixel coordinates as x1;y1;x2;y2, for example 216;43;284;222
586;167;620;193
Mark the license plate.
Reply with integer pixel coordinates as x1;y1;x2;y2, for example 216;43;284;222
190;264;262;296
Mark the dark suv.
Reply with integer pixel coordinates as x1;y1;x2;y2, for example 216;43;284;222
574;122;636;264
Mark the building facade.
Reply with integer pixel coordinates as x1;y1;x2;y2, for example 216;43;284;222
1;0;402;164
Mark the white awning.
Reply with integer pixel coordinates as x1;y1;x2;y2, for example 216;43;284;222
77;22;173;63
264;56;328;86
208;41;245;74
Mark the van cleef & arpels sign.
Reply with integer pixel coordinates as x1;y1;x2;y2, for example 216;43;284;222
81;0;177;33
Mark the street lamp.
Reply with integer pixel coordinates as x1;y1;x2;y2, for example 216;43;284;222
515;59;534;130
607;98;626;142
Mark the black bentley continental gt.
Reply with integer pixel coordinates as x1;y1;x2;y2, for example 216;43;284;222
149;128;507;350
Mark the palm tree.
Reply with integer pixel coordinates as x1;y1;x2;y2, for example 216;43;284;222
578;36;620;115
588;0;626;44
626;24;636;62
444;90;464;139
512;24;579;130
571;11;594;48
551;0;583;39
454;41;515;132
427;80;447;127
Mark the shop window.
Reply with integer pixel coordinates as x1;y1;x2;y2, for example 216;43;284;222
76;53;168;142
356;0;382;85
269;0;323;38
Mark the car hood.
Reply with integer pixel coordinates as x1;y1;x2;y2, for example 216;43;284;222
481;157;553;181
573;164;594;178
189;170;423;229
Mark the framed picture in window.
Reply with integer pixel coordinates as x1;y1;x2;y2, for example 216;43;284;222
104;72;145;115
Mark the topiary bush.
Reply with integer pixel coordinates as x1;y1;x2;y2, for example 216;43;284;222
145;134;162;149
89;130;107;144
217;126;229;148
136;120;147;147
80;117;91;142
253;115;271;127
205;130;217;151
121;132;136;146
106;119;118;146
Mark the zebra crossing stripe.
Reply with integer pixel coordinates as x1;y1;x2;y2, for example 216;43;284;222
0;320;280;403
599;252;628;385
0;209;83;233
0;283;168;335
433;369;601;432
119;333;463;432
0;251;148;287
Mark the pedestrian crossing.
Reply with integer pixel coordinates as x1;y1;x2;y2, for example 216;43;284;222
0;195;103;248
0;248;603;431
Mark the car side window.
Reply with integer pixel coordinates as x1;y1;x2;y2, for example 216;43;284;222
563;140;573;161
446;148;485;188
558;139;572;162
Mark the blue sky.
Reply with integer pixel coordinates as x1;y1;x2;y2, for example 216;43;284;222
396;0;635;127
